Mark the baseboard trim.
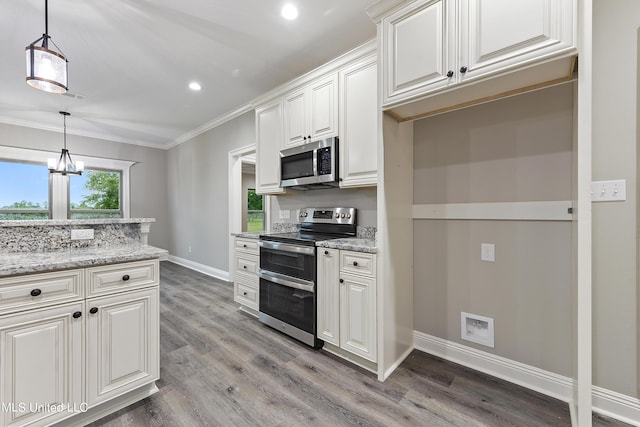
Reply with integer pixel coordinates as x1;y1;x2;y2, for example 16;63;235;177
381;345;414;381
592;386;640;427
414;331;572;401
414;331;640;426
167;255;230;282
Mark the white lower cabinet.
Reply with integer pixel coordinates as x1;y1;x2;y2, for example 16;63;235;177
0;259;160;427
233;237;260;312
317;249;377;363
86;287;159;407
0;302;83;427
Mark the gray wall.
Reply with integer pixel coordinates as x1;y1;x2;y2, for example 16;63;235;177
413;84;574;376
592;0;639;397
166;111;254;271
0;123;169;249
271;187;377;228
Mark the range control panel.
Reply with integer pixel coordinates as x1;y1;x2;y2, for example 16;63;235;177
298;207;356;224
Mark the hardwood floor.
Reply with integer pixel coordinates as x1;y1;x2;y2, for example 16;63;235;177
89;261;629;427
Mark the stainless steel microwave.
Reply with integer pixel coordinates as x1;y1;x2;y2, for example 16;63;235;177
280;137;339;190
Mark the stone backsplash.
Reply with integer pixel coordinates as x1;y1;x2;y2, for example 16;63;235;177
0;219;154;253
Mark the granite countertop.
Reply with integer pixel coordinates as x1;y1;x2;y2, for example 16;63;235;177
0;218;156;227
0;244;168;277
231;232;262;240
316;238;377;254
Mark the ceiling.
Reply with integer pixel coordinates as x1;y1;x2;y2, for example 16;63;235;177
0;0;376;149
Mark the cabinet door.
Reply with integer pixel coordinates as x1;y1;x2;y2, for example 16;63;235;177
283;87;308;147
309;74;338;141
0;302;83;427
339;55;378;188
317;248;340;346
256;98;286;194
383;0;456;106
459;0;575;82
340;273;377;362
86;288;159;406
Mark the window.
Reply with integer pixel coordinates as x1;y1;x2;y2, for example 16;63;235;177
70;170;122;219
247;189;264;232
0;160;49;220
0;146;133;220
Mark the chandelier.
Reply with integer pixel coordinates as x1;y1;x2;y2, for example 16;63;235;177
48;112;83;175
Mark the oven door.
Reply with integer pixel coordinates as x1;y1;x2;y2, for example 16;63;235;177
258;270;316;335
258;240;315;282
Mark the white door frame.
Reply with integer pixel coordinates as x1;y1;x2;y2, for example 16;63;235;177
228;144;270;281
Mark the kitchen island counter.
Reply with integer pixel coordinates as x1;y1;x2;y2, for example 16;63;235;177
0;243;167;277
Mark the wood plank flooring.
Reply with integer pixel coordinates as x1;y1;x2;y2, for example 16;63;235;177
89;261;630;427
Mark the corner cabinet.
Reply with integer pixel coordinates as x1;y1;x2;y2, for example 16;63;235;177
255;98;285;195
317;248;377;367
283;74;338;147
339;54;378;188
382;0;576;109
0;259;160;427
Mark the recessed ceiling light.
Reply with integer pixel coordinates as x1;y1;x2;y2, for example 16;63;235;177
189;82;201;91
281;3;298;20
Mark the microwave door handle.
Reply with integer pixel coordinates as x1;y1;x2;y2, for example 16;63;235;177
257;269;315;293
313;147;318;176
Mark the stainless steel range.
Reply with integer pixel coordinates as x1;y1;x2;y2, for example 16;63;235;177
257;207;356;348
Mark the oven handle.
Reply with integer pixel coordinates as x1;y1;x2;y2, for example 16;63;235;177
257;269;315;294
258;240;315;255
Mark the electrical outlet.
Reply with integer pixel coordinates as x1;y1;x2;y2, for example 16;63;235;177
591;179;626;202
279;209;290;220
188;245;192;253
70;229;94;240
481;243;495;262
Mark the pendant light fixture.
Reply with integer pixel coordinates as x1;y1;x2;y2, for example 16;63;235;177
48;111;83;175
26;0;68;94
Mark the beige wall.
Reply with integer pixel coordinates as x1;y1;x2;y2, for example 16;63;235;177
592;0;640;397
0;123;169;249
413;84;574;375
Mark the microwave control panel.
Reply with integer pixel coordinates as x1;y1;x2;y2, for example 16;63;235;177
318;147;332;175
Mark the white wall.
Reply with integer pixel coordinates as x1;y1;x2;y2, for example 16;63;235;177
166;111;254;272
0;123;169;249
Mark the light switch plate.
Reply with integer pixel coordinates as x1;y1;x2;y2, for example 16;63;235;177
591;179;626;202
481;243;495;262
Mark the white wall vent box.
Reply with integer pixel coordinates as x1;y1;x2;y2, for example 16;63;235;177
461;312;495;348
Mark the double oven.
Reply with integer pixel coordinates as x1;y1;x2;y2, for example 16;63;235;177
257;207;356;348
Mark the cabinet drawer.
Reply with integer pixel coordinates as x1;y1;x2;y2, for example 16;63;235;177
235;238;259;254
236;254;258;275
86;259;159;297
234;277;258;310
0;269;83;315
340;251;376;277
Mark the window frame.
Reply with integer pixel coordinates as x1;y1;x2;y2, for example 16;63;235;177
0;146;134;219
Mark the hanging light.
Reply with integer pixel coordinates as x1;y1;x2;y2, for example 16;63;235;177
48;111;83;175
25;0;68;94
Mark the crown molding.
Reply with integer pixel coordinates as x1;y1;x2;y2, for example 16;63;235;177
366;0;410;23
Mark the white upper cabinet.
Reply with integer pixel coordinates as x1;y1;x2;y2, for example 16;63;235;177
255;98;285;195
459;0;575;83
283;74;338;147
339;54;378;188
383;0;456;104
381;0;576;110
